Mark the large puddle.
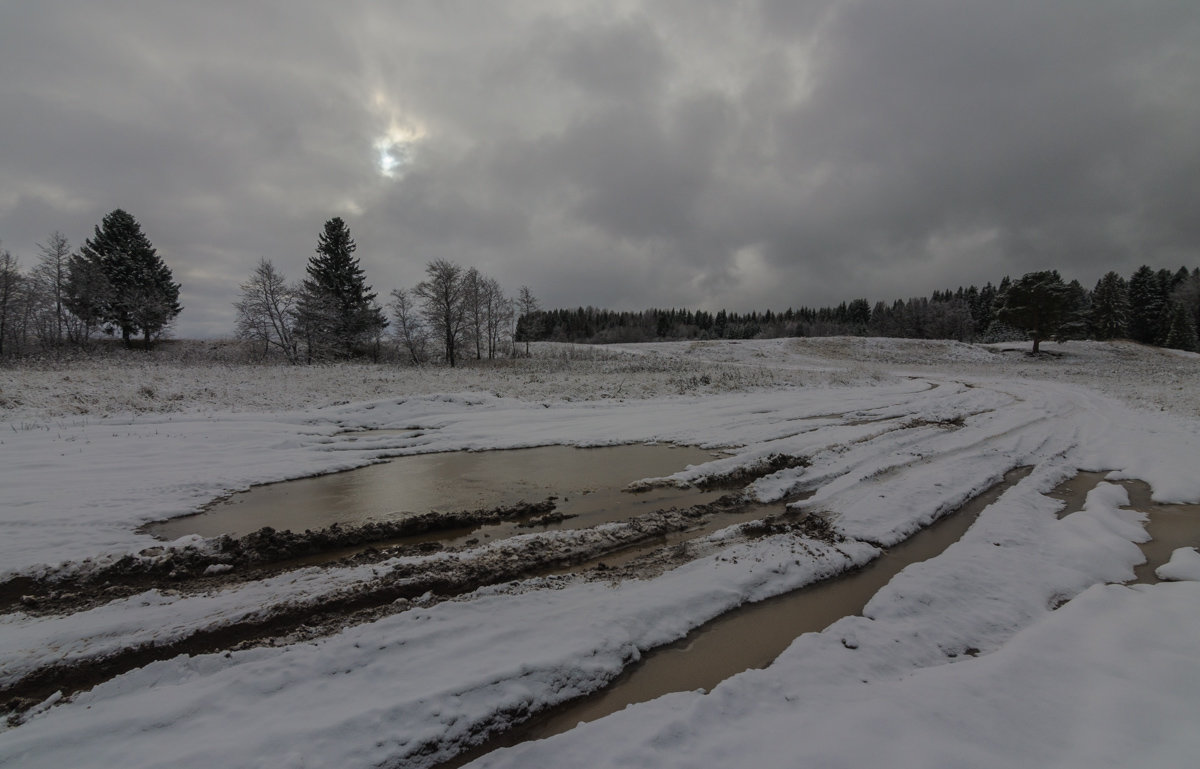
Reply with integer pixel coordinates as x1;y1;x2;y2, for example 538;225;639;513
148;444;723;540
438;467;1033;767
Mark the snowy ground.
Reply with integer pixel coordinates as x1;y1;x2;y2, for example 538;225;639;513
2;338;1199;768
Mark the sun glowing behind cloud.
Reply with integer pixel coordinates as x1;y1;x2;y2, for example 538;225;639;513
370;90;426;179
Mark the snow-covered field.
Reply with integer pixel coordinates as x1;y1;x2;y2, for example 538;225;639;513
2;338;1199;768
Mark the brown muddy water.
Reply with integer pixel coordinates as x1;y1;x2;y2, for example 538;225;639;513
438;468;1034;767
148;444;723;541
1048;471;1200;585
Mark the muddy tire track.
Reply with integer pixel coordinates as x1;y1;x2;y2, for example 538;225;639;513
1;490;799;721
2;455;812;720
1;500;561;616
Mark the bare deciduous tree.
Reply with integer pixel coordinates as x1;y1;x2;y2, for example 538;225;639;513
462;267;485;361
414;259;466;367
516;285;540;356
389;287;429;364
64;251;111;343
234;258;299;362
32;231;75;347
483;277;511;359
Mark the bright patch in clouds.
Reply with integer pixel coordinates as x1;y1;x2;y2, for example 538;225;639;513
373;125;423;178
374;136;411;178
370;91;425;179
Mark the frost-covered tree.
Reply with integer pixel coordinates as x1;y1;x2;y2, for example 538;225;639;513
1054;279;1091;342
1169;268;1200;340
1089;271;1129;340
294;217;386;360
234;258;299;362
1163;302;1198;352
75;209;181;349
1127;265;1166;345
972;282;998;334
995;270;1071;353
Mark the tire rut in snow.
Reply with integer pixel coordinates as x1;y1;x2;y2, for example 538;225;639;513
1;494;788;722
1;499;562;616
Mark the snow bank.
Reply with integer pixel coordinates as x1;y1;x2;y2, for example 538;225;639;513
1156;547;1200;582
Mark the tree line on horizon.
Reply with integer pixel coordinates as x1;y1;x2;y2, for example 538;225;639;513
2;209;1197;362
523;266;1200;354
0;212;541;365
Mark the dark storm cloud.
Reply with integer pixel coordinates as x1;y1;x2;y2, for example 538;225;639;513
1;0;1197;336
756;0;1200;291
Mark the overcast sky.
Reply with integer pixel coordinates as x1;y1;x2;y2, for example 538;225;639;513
2;1;1198;337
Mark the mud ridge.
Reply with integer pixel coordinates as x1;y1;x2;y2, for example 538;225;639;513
739;509;842;541
1;499;558;616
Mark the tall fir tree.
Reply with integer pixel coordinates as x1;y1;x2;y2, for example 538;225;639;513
73;209;181;348
1163;302;1198;352
1169;268;1200;338
1089;271;1130;340
295;217;385;360
1127;265;1165;344
1054;279;1091;341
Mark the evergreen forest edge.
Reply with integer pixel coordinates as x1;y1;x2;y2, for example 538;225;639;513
2;210;1198;364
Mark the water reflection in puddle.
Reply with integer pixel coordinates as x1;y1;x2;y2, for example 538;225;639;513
1047;471;1200;585
148;444;723;540
437;468;1033;768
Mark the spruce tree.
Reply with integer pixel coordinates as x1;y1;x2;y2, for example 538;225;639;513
1163;302;1198;352
1127;265;1165;344
1054;279;1090;341
1169;268;1200;338
295;217;385;360
1089;271;1129;340
75;209;181;348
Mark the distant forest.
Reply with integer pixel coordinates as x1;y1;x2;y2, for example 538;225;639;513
3;204;1197;362
522;265;1200;353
